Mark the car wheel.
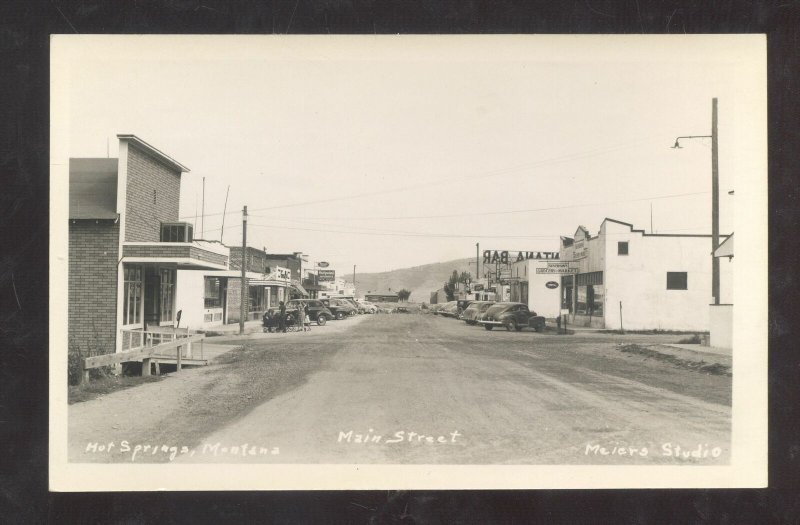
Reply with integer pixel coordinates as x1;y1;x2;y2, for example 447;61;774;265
317;315;327;326
506;319;517;332
484;324;493;331
336;311;344;320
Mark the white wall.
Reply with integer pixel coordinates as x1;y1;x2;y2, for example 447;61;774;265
709;304;733;348
526;260;578;319
175;271;207;330
601;220;732;331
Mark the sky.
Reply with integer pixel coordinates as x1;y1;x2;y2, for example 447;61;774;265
62;36;764;274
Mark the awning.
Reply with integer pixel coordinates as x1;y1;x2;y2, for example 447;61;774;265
291;282;309;297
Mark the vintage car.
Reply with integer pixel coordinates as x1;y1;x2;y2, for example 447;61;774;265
319;298;358;319
285;299;334;325
357;301;379;314
478;302;546;332
437;301;460;318
460;301;495;325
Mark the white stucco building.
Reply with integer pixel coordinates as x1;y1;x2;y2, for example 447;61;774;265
513;218;732;331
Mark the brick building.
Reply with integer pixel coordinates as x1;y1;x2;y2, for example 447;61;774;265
68;135;229;356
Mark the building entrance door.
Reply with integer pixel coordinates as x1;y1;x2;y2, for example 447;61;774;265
144;266;161;329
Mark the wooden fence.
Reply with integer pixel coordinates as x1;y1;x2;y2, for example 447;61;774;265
81;333;205;384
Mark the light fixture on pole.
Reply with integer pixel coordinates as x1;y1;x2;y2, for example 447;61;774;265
671;97;720;305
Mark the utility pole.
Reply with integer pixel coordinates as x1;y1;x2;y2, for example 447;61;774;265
201;177;206;238
476;242;480;284
353;265;356;296
239;205;247;335
711;97;720;305
671;97;720;305
220;185;230;243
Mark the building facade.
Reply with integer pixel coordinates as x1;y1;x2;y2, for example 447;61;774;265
554;218;732;331
69;135;229;355
176;247;306;329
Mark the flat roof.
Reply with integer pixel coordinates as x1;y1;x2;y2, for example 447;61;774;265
69;158;118;219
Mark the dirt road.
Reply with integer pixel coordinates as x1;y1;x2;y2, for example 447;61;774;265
70;313;730;464
183;314;730;465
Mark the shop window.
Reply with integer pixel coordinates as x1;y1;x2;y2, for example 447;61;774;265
667;272;688;290
122;265;143;326
204;277;222;308
160;269;176;323
618;242;629;255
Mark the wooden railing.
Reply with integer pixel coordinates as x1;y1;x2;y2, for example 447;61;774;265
82;333;204;384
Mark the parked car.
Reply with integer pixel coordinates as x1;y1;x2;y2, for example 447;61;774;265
437;301;460;318
478;302;546;332
395;306;410;313
358;301;379;314
286;299;334;325
460;301;495;325
319;298;358;319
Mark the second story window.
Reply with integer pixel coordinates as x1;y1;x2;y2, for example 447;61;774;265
160;222;193;242
618;241;629;255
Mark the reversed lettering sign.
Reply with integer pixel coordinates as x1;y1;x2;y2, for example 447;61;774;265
317;269;336;282
573;240;587;259
535;262;578;274
482;250;559;264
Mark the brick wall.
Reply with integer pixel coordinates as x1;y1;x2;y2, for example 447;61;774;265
229;247;269;273
68;220;119;356
124;144;182;242
226;278;248;324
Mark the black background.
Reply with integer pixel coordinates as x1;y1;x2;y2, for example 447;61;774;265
2;0;799;522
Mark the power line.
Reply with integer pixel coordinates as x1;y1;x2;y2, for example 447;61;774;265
179;135;657;221
249;190;710;222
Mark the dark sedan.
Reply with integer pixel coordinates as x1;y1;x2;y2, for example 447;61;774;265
478;302;546;332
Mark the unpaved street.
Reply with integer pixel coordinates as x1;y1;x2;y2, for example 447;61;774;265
70;313;730;465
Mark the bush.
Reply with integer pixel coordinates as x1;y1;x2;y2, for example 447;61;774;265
68;338;84;386
678;334;702;344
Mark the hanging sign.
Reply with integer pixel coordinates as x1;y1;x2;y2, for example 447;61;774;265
317;269;336;282
483;250;559;264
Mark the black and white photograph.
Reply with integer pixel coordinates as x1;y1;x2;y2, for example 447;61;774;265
49;35;767;490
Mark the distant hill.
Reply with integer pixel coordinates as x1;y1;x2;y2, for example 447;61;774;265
345;258;475;303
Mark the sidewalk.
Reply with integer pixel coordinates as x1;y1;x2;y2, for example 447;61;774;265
661;343;731;358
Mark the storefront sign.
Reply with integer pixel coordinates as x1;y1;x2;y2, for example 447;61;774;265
535;262;578;274
483;250;559;264
317;269;336;282
573;240;587;259
317;261;330;268
545;281;559;289
276;267;291;281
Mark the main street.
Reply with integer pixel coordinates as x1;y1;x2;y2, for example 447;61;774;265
70;313;730;465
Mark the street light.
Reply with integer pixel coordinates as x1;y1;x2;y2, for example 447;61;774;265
672;98;720;305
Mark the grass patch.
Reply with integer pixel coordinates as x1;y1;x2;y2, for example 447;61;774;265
69;374;164;404
618;344;731;377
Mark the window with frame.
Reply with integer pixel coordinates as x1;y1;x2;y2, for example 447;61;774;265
160;222;193;243
204;277;222;308
618;241;629;255
160;268;176;323
122;266;143;326
666;272;688;290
